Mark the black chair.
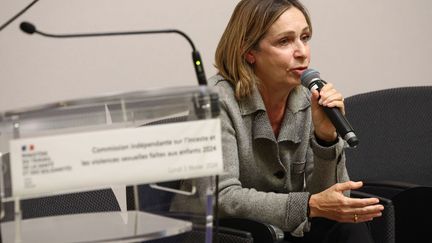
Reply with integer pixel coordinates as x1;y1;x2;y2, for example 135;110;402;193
350;190;395;243
137;185;274;243
219;217;285;243
136;181;254;243
345;86;432;243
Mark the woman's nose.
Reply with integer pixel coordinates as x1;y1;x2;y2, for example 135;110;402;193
293;40;307;58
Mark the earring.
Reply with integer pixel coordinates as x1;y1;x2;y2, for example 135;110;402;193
245;53;255;64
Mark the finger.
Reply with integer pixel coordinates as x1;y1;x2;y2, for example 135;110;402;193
310;89;322;113
335;181;363;192
331;207;384;223
325;100;346;115
319;82;334;93
325;100;344;109
357;204;385;214
336;214;361;223
319;88;338;105
311;89;320;100
344;204;384;215
321;93;343;106
355;212;383;223
344;197;381;207
336;211;381;223
338;216;374;223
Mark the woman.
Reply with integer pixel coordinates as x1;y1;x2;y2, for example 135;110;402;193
208;0;384;242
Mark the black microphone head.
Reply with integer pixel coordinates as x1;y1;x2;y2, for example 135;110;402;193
20;22;36;34
300;68;320;88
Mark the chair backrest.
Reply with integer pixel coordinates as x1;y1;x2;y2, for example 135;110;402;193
351;190;395;243
136;181;255;243
344;86;432;186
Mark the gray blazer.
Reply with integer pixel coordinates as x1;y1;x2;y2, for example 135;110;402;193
172;74;349;236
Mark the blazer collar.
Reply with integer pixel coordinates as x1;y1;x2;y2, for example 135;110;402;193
240;85;311;114
246;86;311;143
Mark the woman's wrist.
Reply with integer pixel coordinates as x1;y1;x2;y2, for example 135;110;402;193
315;132;338;146
308;194;317;218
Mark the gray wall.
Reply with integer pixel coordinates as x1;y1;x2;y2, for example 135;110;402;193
1;0;432;112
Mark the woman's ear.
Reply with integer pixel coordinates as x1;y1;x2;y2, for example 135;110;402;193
245;52;255;64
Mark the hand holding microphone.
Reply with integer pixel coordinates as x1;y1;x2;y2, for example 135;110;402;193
301;69;359;147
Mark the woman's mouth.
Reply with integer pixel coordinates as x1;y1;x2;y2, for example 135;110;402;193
290;67;308;76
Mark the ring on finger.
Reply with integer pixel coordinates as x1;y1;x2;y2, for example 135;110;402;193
354;214;358;222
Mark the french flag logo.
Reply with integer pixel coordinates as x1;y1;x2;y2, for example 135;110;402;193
21;144;35;152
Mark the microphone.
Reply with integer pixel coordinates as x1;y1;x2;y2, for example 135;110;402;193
19;21;207;86
301;69;359;148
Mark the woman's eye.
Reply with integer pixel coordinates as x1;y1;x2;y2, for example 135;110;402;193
301;34;311;43
279;38;291;45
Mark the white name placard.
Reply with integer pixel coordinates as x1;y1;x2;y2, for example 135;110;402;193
10;119;223;197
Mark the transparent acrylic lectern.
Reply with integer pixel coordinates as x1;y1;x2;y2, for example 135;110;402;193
0;86;222;243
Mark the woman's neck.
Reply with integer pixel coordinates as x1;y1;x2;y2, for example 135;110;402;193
258;84;294;137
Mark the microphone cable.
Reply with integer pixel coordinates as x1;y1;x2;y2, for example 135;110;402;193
0;0;39;32
20;21;207;86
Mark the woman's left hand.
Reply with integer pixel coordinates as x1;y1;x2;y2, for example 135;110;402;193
311;82;345;142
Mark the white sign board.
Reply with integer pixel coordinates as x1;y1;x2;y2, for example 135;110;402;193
9;119;223;197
